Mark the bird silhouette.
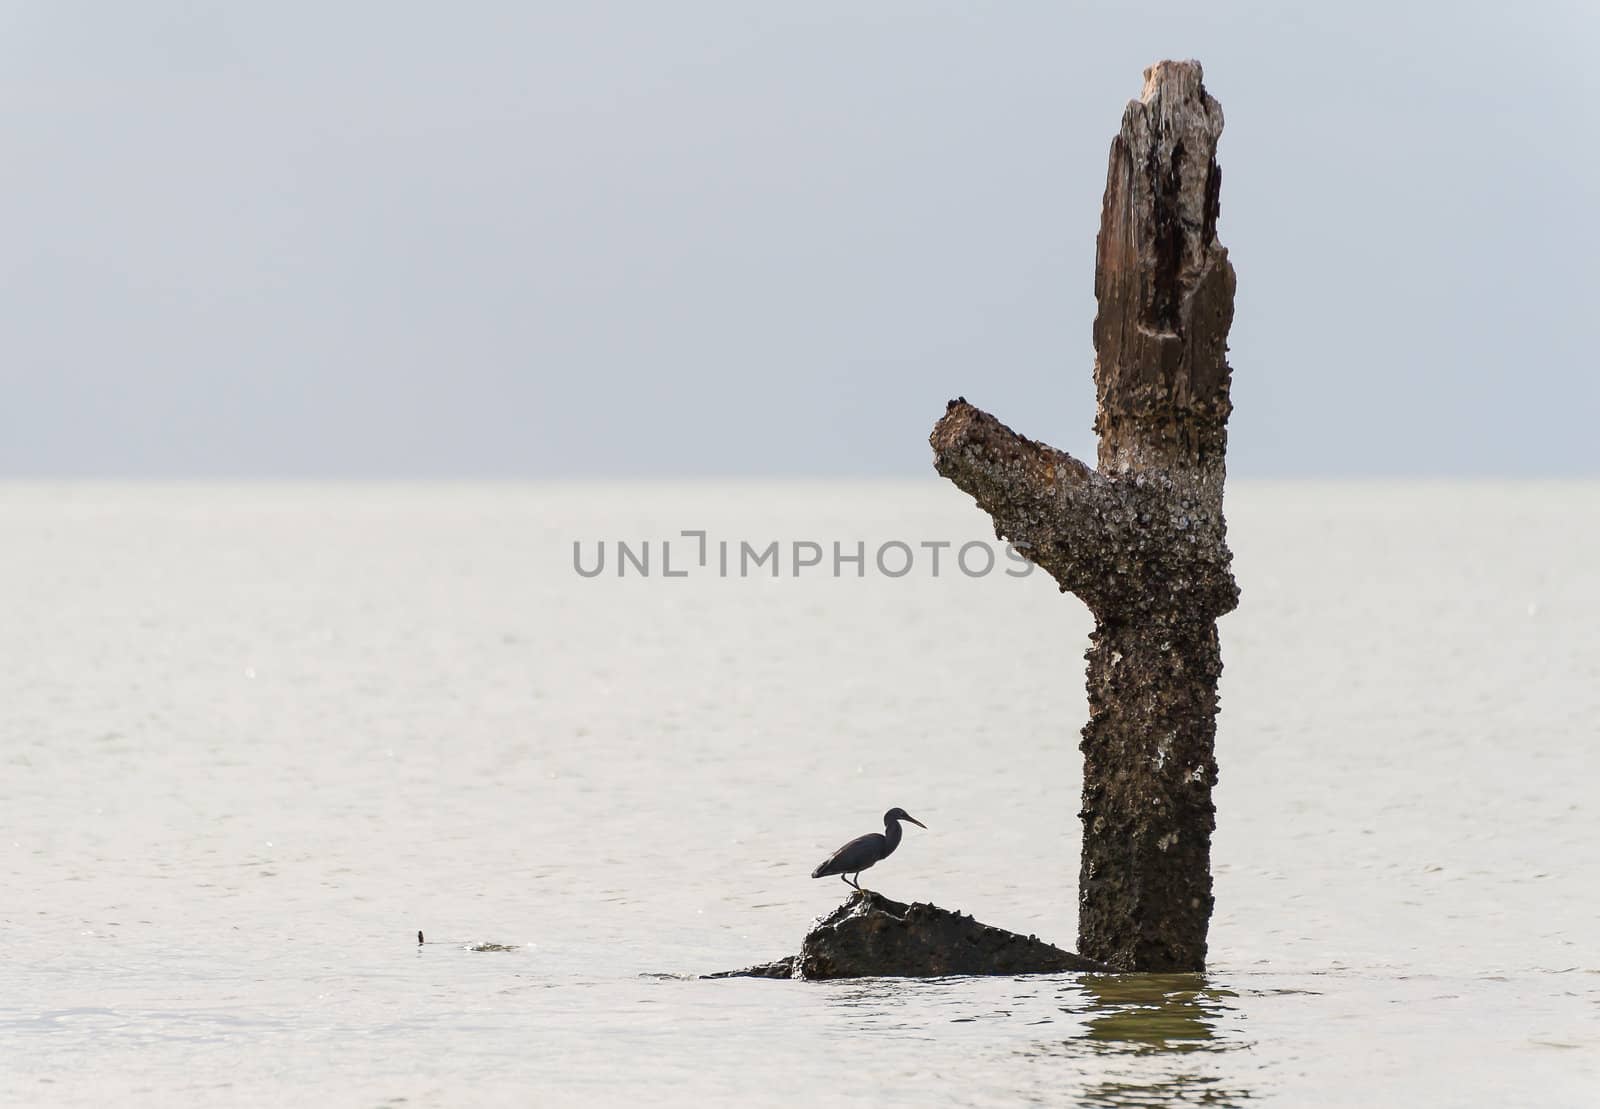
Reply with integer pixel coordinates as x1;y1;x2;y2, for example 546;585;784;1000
810;807;926;891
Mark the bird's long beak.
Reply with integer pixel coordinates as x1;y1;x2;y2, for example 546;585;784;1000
907;816;927;829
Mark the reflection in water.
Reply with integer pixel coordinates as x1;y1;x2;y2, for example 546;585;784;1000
1079;974;1236;1055
1077;1071;1251;1108
1026;974;1255;1107
817;978;945;1033
814;973;1257;1105
822;979;901;1011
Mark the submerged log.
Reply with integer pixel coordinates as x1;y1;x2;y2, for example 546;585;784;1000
930;60;1238;972
703;956;797;980
708;892;1108;980
798;892;1108;978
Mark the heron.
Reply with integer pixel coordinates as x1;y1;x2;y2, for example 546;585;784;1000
810;807;927;891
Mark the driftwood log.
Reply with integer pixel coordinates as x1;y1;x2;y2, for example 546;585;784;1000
707;892;1108;980
930;61;1238;972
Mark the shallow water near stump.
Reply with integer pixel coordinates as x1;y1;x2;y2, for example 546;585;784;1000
2;481;1597;1106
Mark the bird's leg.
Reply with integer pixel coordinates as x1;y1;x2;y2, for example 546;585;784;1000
842;873;860;891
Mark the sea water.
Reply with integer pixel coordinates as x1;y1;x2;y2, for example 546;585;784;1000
2;481;1596;1106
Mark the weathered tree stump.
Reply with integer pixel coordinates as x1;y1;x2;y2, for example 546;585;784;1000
706;892;1108;980
930;60;1238;972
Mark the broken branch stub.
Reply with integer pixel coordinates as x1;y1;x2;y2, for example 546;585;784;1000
1094;61;1235;478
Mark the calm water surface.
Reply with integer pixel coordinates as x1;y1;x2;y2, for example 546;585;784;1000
2;481;1597;1106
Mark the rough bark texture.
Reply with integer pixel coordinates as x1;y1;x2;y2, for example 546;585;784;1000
707;892;1108;980
929;60;1237;972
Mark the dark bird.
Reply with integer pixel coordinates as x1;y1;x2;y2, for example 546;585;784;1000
810;807;927;891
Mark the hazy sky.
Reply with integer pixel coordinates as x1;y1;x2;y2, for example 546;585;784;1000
2;2;1595;477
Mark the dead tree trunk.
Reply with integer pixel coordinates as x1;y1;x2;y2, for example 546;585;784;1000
929;60;1238;972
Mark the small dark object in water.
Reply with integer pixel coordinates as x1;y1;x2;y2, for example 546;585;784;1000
417;930;424;945
810;807;926;891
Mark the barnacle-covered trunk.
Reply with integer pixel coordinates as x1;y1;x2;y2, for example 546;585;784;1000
930;60;1237;971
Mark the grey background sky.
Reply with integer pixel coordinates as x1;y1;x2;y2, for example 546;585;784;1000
2;1;1595;477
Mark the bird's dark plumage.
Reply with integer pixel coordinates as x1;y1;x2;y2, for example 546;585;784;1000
811;807;926;891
